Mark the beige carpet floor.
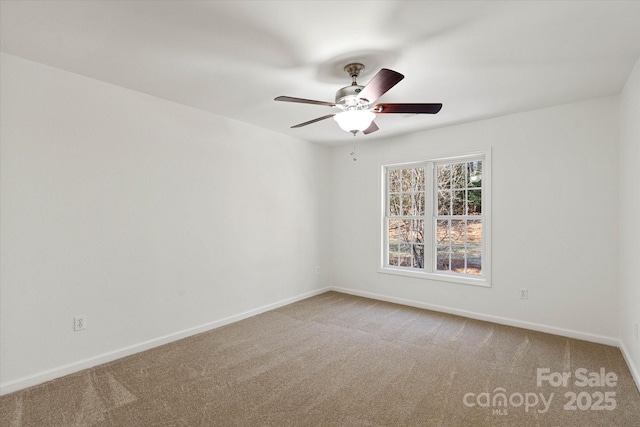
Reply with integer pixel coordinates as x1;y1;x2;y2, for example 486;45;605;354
1;291;639;426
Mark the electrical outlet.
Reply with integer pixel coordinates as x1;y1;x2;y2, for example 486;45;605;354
520;289;528;300
634;323;639;340
74;315;86;332
316;266;320;274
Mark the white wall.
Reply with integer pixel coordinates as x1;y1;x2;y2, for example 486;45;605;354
618;57;640;384
0;53;330;392
329;96;620;342
1;50;634;395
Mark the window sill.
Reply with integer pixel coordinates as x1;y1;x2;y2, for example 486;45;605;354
378;267;491;288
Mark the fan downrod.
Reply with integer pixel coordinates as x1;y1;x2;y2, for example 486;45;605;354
335;63;368;106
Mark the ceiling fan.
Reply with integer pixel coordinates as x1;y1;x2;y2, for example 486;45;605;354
275;63;442;135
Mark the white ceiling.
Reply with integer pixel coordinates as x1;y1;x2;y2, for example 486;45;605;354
2;1;640;146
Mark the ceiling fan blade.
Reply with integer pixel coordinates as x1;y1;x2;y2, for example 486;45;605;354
291;114;336;128
362;121;379;135
357;68;404;104
375;103;443;114
275;96;336;107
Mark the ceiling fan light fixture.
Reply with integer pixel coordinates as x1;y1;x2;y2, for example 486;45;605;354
275;65;442;136
333;110;375;134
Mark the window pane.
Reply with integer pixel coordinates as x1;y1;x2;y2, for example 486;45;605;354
409;169;417;191
452;190;465;215
412;244;424;268
451;246;465;273
468;161;482;187
451;220;465;244
468;189;481;215
399;220;411;242
437;246;450;271
467;246;482;275
402;194;412;216
436;219;449;244
389;193;401;216
413;168;425;191
467;220;482;244
389;219;400;242
401;169;412;191
452;163;466;188
411;219;424;243
437;164;450;189
388;243;399;266
438;191;450;215
415;191;425;215
399;243;412;266
389;169;401;192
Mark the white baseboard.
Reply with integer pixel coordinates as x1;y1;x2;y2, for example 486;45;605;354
618;339;640;394
0;287;331;396
330;287;620;347
4;286;636;396
333;286;639;394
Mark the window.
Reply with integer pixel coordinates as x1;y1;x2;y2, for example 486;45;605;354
387;168;426;268
382;151;490;286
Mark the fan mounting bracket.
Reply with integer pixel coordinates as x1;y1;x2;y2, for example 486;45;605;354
344;63;365;78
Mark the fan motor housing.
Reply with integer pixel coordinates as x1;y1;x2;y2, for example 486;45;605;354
335;85;369;107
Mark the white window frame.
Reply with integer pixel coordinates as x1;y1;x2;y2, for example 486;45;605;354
379;149;491;287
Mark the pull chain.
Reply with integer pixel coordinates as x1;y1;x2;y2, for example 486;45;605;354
350;137;357;161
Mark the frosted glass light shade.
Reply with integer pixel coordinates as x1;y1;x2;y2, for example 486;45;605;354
334;110;375;133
